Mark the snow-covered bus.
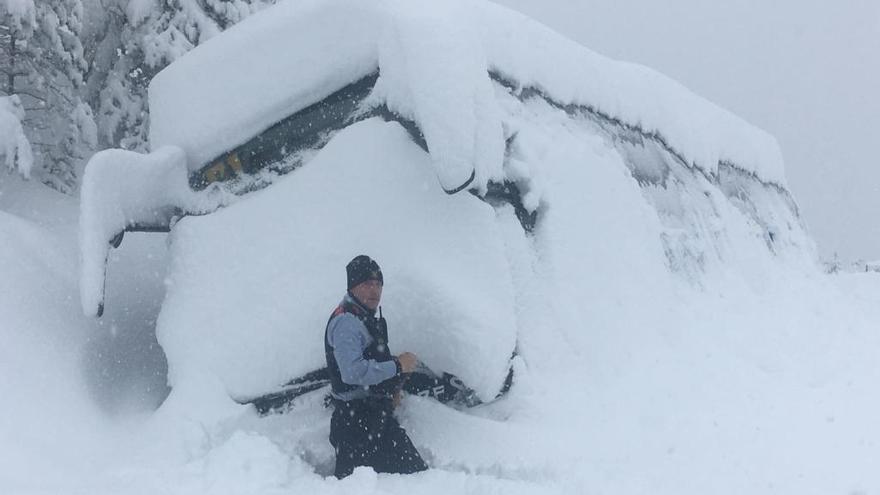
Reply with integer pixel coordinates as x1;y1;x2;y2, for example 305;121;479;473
78;0;812;452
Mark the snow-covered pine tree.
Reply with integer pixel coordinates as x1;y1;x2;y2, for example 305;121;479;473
88;0;275;153
0;95;34;178
0;0;97;192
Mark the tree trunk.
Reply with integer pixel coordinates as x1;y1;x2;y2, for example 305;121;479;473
6;31;14;95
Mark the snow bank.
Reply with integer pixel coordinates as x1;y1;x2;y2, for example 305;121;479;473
149;0;786;195
0;192;118;490
156;119;517;405
78;146;225;317
0;176;191;491
0;95;34;178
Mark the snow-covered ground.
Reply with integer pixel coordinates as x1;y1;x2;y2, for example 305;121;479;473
3;0;880;494
0;176;172;492
5;119;880;494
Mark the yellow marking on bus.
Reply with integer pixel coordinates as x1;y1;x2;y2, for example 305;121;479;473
227;153;243;174
203;161;226;183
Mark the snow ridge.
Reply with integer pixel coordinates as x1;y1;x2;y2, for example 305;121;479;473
480;3;787;185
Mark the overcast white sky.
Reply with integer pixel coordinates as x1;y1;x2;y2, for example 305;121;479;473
497;0;880;261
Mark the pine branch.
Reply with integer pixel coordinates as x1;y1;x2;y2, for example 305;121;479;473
195;0;232;31
22;116;51;127
0;70;30;77
14;90;47;103
45;81;76;106
99;0;126;18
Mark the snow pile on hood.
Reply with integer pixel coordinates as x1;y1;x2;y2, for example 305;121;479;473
0;95;34;178
157;119;517;402
149;0;786;194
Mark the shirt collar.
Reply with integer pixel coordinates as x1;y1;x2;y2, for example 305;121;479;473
344;292;375;317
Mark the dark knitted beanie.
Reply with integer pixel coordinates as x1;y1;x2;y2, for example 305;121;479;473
346;255;383;290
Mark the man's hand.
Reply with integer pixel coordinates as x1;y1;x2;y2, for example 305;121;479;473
397;352;418;373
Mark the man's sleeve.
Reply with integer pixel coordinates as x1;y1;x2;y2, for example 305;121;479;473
327;314;399;387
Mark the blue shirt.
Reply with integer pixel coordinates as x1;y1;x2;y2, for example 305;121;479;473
326;294;398;400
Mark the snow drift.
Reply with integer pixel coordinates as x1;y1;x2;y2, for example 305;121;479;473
0;179;120;492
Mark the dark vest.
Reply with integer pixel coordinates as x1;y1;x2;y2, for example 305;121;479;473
324;298;398;399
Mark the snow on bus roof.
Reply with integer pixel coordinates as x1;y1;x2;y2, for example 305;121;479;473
148;0;382;176
149;0;787;190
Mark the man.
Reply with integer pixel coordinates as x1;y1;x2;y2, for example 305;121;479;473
324;255;428;478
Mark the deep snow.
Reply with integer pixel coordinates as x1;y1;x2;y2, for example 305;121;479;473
4;0;880;494
0;176;168;491
6;116;880;494
66;114;880;494
0;122;880;493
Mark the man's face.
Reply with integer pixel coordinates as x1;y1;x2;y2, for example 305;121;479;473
351;279;383;310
